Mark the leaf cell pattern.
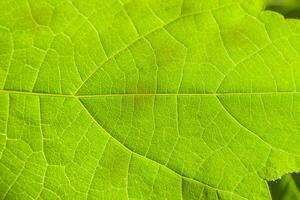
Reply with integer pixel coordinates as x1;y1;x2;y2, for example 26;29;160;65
1;0;300;199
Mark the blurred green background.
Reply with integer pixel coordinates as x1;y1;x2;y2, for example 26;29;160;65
268;173;300;200
267;0;300;18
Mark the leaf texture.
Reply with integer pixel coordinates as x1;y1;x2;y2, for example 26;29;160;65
1;0;300;199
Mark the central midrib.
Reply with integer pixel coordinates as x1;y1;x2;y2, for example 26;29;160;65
0;89;299;98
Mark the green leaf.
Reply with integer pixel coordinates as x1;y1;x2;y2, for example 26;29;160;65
0;0;300;199
269;173;300;200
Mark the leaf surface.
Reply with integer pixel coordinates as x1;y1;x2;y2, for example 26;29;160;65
1;0;300;199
